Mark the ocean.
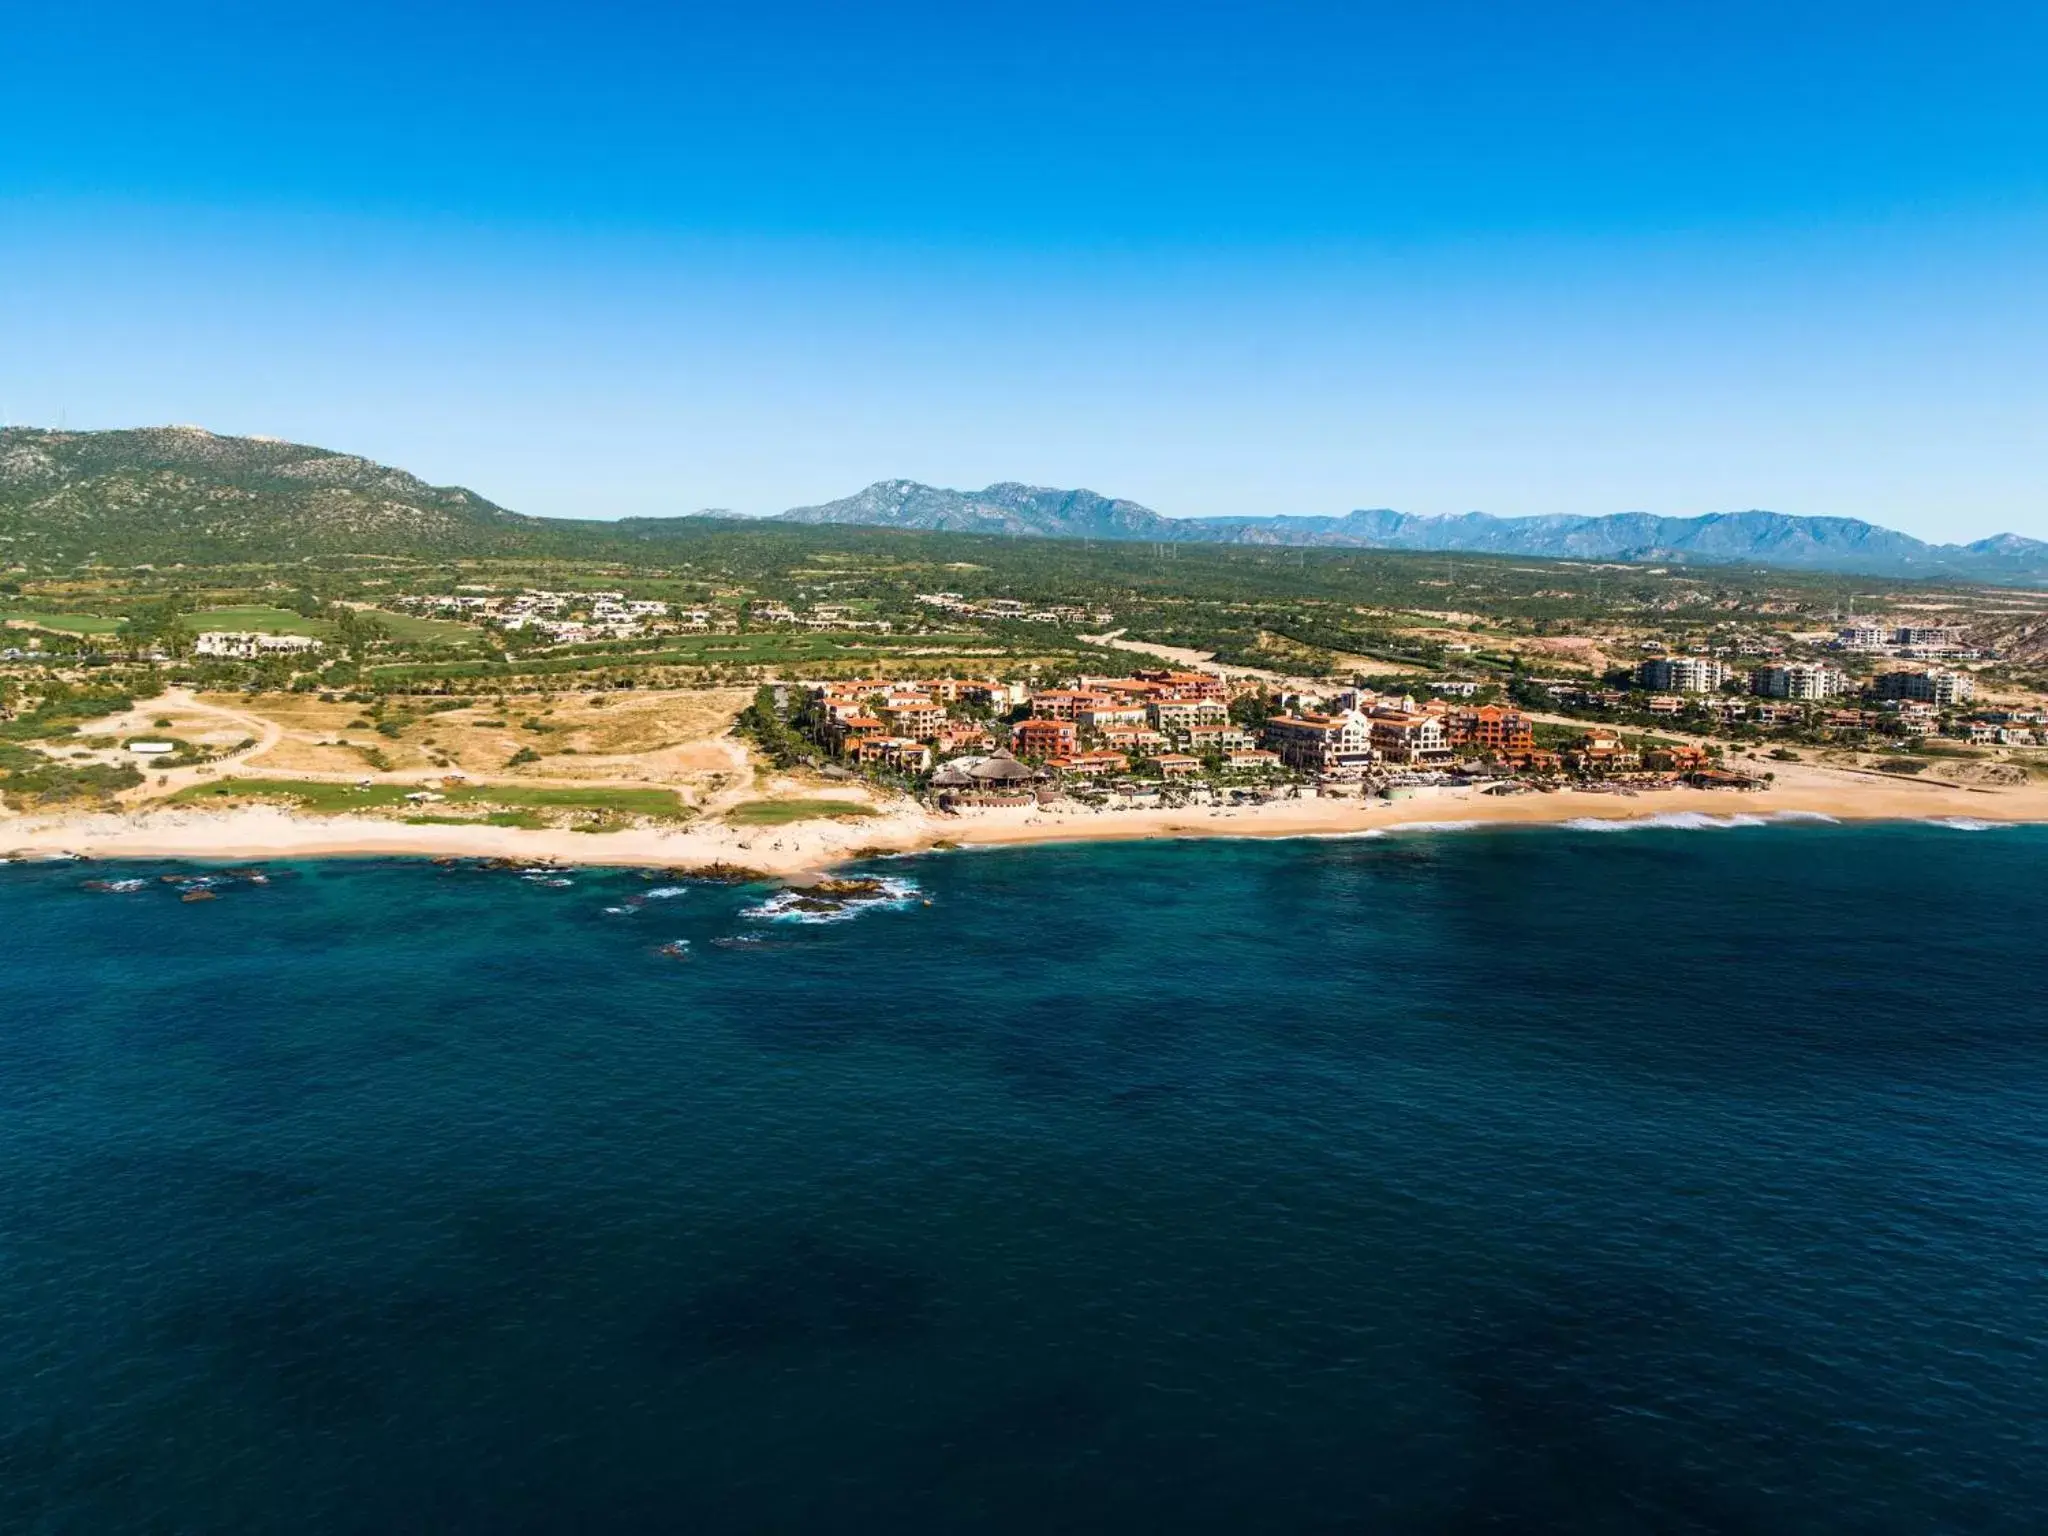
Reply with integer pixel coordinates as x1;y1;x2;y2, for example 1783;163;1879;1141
4;822;2045;1532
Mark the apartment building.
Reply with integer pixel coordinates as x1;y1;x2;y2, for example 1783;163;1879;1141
1751;663;1846;700
1637;656;1730;692
1874;669;1975;706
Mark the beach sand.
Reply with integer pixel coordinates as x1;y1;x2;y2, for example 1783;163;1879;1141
3;759;2041;876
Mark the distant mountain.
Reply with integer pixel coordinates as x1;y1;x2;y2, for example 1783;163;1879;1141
6;429;2045;584
775;480;2048;582
0;426;540;562
780;480;1178;540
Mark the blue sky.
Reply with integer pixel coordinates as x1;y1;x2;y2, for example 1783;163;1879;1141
4;1;2045;538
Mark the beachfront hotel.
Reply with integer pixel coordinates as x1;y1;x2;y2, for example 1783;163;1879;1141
1262;709;1376;774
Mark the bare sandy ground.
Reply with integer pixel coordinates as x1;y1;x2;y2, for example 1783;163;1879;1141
4;757;2041;876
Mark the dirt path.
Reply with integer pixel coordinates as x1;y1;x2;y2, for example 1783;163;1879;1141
1079;630;1316;689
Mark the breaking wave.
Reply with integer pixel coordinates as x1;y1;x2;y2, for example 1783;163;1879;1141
742;876;924;925
1565;812;1771;833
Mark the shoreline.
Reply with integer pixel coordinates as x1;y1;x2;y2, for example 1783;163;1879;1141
5;765;2043;875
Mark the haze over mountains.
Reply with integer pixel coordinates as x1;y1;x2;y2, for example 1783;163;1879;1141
4;427;2045;584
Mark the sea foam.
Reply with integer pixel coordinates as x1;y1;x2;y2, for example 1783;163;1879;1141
1565;812;1771;833
742;876;923;925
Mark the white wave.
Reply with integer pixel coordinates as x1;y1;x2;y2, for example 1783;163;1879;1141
742;875;924;925
1565;812;1770;833
1769;810;1839;824
1385;819;1486;835
642;886;689;899
601;905;636;916
1929;817;2003;832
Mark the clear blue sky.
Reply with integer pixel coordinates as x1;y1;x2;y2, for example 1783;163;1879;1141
4;1;2045;538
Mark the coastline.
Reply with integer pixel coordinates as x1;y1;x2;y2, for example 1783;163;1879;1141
5;761;2042;876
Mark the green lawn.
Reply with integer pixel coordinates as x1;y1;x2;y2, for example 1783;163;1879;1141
162;776;686;821
189;605;334;637
452;784;685;818
365;609;482;646
724;798;878;826
0;609;127;636
164;778;416;813
367;630;1030;682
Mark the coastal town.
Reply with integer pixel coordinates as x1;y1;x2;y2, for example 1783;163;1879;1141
7;511;2048;859
750;637;2032;815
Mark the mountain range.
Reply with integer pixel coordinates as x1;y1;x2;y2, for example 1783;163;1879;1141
4;427;2045;583
780;480;2048;582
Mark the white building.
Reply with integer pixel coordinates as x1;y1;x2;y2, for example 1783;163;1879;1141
1892;625;1962;648
194;632;324;660
1262;709;1375;774
1750;662;1846;701
1637;656;1730;693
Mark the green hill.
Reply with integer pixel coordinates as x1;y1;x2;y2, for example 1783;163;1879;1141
0;425;543;564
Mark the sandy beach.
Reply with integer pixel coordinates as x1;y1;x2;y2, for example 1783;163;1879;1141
4;757;2041;876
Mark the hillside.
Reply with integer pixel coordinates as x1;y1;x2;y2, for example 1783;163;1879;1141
0;426;541;563
5;428;2045;584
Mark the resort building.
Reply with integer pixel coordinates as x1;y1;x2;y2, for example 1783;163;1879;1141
1446;706;1534;756
1224;748;1282;772
1262;710;1376;775
1751;663;1847;700
956;681;1029;712
1567;730;1640;773
1149;698;1230;733
853;736;932;772
933;720;995;754
1013;718;1079;760
1637;656;1730;693
1132;668;1226;701
1098;725;1169;756
1076;701;1150;730
881;698;948;739
1152;753;1203;778
194;632;324;660
1182;723;1254;756
1048;750;1128;778
1369;709;1452;766
825;713;886;754
1030;689;1114;722
1892;624;1963;649
1875;669;1975;706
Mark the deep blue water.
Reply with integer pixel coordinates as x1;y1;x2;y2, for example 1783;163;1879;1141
4;822;2047;1533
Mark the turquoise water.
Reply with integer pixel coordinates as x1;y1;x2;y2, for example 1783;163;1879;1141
4;823;2047;1532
